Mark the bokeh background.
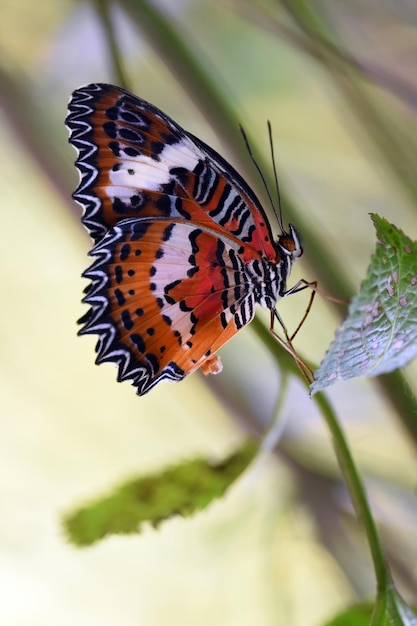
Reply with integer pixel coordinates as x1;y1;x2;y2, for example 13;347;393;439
2;1;417;624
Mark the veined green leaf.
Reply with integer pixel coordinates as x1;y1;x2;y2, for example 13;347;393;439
312;215;417;393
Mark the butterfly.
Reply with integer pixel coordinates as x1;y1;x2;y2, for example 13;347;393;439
66;83;303;396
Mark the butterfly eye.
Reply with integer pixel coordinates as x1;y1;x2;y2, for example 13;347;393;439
278;224;303;260
289;224;303;259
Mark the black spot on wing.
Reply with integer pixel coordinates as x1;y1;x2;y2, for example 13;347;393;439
130;221;150;241
120;243;131;261
121;309;133;331
130;333;145;353
114;266;123;283
103;121;117;138
114;288;125;306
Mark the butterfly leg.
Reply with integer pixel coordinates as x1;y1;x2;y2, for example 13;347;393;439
284;278;346;341
270;278;346;383
269;309;314;384
284;279;318;342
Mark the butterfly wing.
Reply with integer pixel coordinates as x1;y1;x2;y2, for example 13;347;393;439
66;83;277;262
80;217;259;395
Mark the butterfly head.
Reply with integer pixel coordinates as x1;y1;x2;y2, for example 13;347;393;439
277;224;303;262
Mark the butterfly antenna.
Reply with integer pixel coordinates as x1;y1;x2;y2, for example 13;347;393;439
267;120;285;233
239;124;281;229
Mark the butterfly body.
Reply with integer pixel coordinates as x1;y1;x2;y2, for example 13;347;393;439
67;84;302;395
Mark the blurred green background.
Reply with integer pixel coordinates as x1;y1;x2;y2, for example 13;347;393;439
1;1;417;624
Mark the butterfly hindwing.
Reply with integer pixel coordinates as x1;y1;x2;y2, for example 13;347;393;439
66;83;277;260
80;218;259;395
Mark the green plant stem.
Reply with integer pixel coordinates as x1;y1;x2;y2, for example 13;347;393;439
314;392;391;594
251;314;391;594
94;0;130;89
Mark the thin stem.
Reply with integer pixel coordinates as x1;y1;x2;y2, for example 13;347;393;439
94;0;130;89
313;391;391;593
251;314;391;592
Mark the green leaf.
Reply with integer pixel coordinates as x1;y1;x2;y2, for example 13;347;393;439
312;215;417;393
322;603;373;626
63;440;257;547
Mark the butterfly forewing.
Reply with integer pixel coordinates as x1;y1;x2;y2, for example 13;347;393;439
66;83;277;259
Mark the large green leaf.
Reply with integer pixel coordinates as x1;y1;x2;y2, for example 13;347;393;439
63;440;257;546
312;215;417;393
